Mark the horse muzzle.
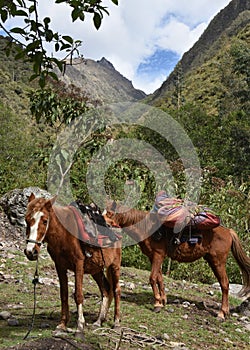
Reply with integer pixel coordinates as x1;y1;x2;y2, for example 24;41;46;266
24;248;39;261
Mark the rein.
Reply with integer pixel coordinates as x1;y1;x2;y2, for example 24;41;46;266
24;216;49;339
23;258;40;340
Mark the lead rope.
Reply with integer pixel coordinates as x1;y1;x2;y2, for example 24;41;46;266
23;258;40;340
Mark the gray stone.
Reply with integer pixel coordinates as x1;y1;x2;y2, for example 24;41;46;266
0;187;51;227
0;310;11;320
7;318;19;326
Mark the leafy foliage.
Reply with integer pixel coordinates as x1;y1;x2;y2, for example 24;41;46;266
29;81;90;126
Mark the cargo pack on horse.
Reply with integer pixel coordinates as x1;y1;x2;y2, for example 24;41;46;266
24;194;122;338
104;200;250;320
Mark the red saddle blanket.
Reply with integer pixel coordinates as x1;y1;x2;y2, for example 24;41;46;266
69;206;121;247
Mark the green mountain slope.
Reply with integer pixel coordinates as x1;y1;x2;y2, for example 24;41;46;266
147;0;249;179
150;0;250;112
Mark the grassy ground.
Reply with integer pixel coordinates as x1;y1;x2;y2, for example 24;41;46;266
0;247;249;349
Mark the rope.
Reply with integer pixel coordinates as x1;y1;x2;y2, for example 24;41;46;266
23;258;40;340
93;327;167;348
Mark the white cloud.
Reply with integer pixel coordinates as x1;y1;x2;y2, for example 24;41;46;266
154;17;207;55
34;0;233;93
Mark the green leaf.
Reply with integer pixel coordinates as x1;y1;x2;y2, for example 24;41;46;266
29;5;35;14
43;17;51;25
60;43;72;51
39;73;46;88
55;42;60;52
29;73;39;82
93;12;102;30
13;10;28;17
48;71;59;81
0;9;8;22
72;8;80;22
62;35;74;44
10;27;26;35
111;0;119;5
14;51;26;60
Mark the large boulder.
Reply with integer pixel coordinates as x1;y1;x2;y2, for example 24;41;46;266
0;187;51;227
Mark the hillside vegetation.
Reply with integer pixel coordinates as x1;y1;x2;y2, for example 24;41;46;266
149;0;249;181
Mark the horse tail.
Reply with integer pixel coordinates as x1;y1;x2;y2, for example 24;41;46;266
230;229;250;297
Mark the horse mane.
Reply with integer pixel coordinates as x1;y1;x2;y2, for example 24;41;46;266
112;207;148;227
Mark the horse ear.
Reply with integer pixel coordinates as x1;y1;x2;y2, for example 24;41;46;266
28;193;35;202
105;199;116;211
44;195;57;210
111;201;117;211
50;195;57;206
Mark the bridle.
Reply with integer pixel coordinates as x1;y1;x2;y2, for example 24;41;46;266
26;238;44;246
26;216;50;247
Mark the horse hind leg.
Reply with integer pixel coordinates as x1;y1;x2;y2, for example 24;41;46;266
92;271;112;327
107;264;121;329
74;263;85;339
150;258;166;312
205;255;229;320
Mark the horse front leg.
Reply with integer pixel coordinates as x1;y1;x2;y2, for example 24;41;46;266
55;266;69;332
74;261;85;338
149;255;166;312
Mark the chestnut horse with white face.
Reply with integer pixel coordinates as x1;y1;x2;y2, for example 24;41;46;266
24;194;121;338
104;201;250;320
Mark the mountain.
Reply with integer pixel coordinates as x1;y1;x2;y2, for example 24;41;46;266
55;57;146;104
150;0;250;111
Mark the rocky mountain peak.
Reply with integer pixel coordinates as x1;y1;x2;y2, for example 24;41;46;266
97;57;115;70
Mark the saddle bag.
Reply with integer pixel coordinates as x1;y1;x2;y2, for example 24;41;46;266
154;191;220;231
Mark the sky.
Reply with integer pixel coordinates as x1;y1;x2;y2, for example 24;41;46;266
2;0;232;93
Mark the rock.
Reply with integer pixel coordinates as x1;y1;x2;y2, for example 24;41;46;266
40;322;50;329
7;318;19;326
182;301;190;308
232;298;250;316
244;323;250;331
212;282;244;297
0;187;51;227
162;333;170;340
0;310;12;320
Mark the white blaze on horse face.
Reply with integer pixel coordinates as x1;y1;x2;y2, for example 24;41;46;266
26;211;45;253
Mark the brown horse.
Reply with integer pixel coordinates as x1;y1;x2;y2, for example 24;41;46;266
104;202;250;320
24;194;121;338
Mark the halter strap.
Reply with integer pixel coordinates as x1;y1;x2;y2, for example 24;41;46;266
26;239;43;246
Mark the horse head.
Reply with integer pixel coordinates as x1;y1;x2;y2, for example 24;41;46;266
24;193;57;261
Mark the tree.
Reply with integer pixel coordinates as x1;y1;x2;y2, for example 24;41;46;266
0;0;118;87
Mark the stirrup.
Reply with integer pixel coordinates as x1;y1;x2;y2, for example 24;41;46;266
173;237;181;245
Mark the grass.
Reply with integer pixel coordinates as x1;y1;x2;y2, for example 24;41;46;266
0;247;249;349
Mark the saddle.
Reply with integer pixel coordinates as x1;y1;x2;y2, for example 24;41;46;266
151;191;221;245
69;200;121;247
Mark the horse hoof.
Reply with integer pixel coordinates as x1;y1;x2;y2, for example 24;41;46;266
75;331;85;340
92;321;102;328
112;323;121;330
153;306;163;313
217;314;226;321
53;328;68;337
